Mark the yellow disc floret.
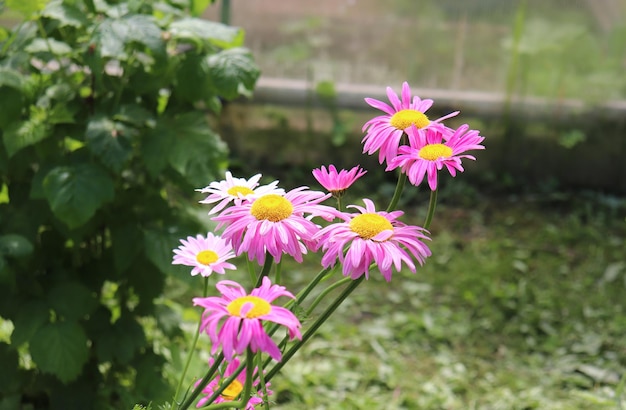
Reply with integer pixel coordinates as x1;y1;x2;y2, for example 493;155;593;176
390;109;430;130
227;296;272;318
227;185;255;197
196;250;218;265
250;194;293;222
220;379;243;401
349;213;393;240
418;144;453;161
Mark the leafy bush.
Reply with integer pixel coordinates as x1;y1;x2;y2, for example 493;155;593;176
0;0;259;408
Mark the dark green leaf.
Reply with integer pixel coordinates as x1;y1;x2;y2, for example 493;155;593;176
0;86;24;130
167;112;228;187
0;343;19;391
113;104;154;127
43;164;114;228
206;47;260;100
0;234;34;257
95;15;164;60
141;120;175;178
169;18;244;48
42;0;88;28
174;53;213;103
48;281;97;321
143;227;179;275
85;115;134;172
111;223;143;274
0;68;25;89
30;321;89;383
10;300;50;347
95;316;145;364
25;38;73;55
2;108;49;157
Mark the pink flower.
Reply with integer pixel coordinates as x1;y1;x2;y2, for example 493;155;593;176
172;233;237;277
197;171;284;215
212;187;336;265
193;277;302;361
362;81;459;165
312;165;367;197
387;124;485;190
314;199;431;282
196;357;272;409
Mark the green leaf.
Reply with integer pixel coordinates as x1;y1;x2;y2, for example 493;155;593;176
0;234;34;257
48;282;97;321
0;87;25;130
141;121;175;178
0;343;19;391
169;18;244;48
111;223;143;274
143;227;179;275
2;107;49;158
25;38;73;55
167;112;228;187
30;321;89;383
190;0;213;17
95;316;145;364
43;164;114;228
0;68;25;90
10;300;50;347
95;15;164;60
85;115;134;172
42;0;88;28
5;0;48;18
206;47;260;100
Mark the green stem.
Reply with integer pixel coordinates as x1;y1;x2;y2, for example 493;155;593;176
423;185;438;230
305;277;351;316
239;348;254;409
246;258;256;285
254;253;273;287
274;258;282;284
265;276;365;381
172;277;210;410
386;171;407;212
179;352;225;410
196;360;246;408
256;351;271;410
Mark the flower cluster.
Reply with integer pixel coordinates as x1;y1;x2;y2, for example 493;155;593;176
170;82;484;409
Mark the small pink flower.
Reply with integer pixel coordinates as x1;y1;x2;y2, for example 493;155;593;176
193;277;302;361
387;124;485;190
314;199;431;282
312;165;367;196
362;81;459;165
212;187;336;265
172;233;236;277
195;357;272;409
197;171;284;215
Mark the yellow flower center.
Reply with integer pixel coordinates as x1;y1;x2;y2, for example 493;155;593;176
220;379;243;401
227;185;255;197
227;296;272;318
250;194;293;222
196;250;218;265
349;213;393;240
418;144;453;161
389;109;430;130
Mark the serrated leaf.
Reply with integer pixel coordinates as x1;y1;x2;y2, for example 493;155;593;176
30;321;89;383
95;316;145;364
25;38;73;55
167;112;228;187
169;18;243;48
11;300;50;347
42;0;88;28
174;53;213;103
43;164;114;228
143;227;180;275
113;104;154;127
85;115;134;172
206;47;259;100
48;281;97;321
0;234;34;257
95;15;164;60
2;110;49;157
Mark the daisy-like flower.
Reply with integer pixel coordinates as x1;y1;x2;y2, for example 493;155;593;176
387;123;485;191
172;233;237;277
197;171;284;215
212;187;336;265
312;164;367;197
314;199;431;282
195;357;272;409
193;277;302;361
362;81;459;165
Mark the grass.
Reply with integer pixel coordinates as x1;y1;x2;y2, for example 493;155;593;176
161;186;626;409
